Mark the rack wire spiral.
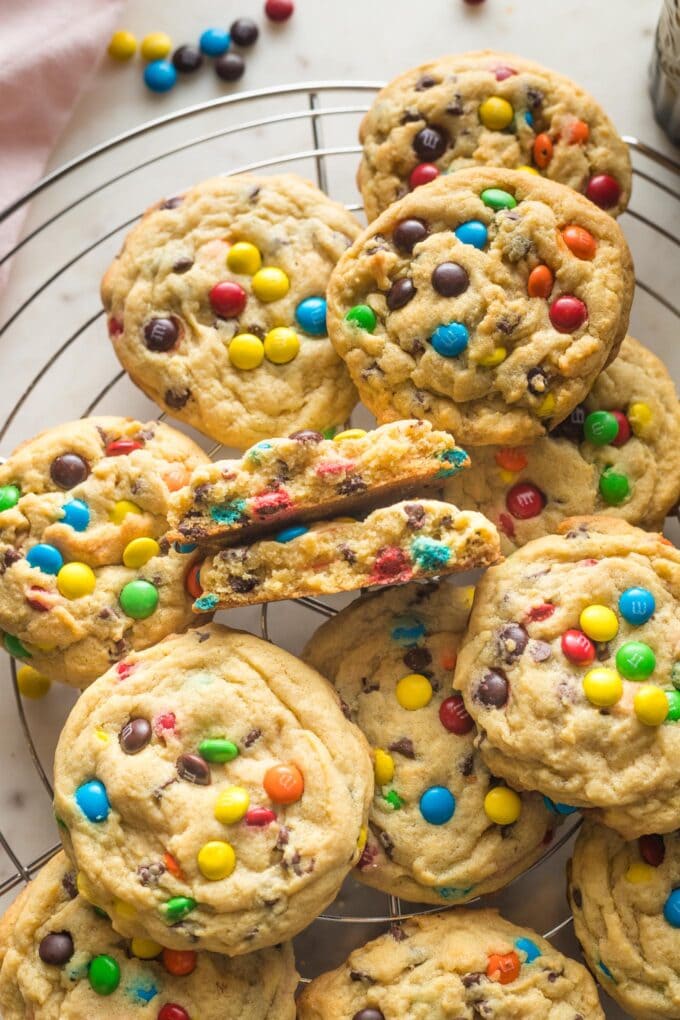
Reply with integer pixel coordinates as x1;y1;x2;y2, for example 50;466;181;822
0;83;678;1006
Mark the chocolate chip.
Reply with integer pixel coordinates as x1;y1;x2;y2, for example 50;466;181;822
404;503;426;529
62;872;78;900
527;367;548;396
119;717;152;754
496;624;528;663
144;317;179;352
595;641;610;662
165;388;191;409
244;728;262;747
572;886;583;908
552;404;585;442
378;830;395;858
415;74;438;90
50;453;89;489
172;45;203;73
336;476;367;496
230;575;259;594
459;752;475;776
526;86;544;109
176;753;211;785
403;646;431;671
401;109;422;124
387;277;416;311
432;262;469;297
530;640;552;662
172;257;194;273
413;125;448;161
137;861;165;886
462;972;484;988
389;924;407;942
393;218;429;253
340;544;357;563
388;737;415;758
497;314;520;335
276;826;290;848
161;196;184;209
39;932;74;965
476;670;509;708
446;96;464;115
289;429;324;444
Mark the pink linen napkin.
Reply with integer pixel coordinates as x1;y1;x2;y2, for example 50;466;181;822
0;0;124;286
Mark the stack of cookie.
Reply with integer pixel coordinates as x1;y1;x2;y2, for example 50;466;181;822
0;50;678;1020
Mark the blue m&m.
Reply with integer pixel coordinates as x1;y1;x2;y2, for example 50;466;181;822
543;796;578;816
419;785;456;825
515;937;541;962
75;780;110;822
454;220;488;249
431;322;469;358
275;525;309;543
26;544;63;575
664;889;680;927
619;587;655;626
61;499;90;531
199;27;230;55
143;60;177;93
295;297;327;336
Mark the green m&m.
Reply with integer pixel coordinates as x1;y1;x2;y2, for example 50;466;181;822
584;410;619;446
666;690;680;722
199;738;239;763
599;468;630;505
4;633;31;659
616;641;656;680
162;896;197;922
481;188;517;210
88;954;120;995
345;305;377;332
119;580;159;620
0;484;20;512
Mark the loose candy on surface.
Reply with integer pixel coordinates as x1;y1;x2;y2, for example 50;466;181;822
215;53;246;82
265;0;295;21
230;17;259;46
199;27;231;56
172;44;204;73
140;32;172;61
108;30;137;60
17;664;51;698
143;60;177;93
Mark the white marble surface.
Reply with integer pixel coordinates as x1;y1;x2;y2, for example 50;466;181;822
1;2;679;1016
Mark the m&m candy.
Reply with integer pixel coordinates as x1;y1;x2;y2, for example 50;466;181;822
210;280;247;318
527;265;553;299
439;694;474;734
515;937;541;963
0;484;20;511
634;686;668;726
478;96;514;130
119;580;159;619
227;242;261;275
214;785;250;824
582;667;622;707
586;174;621;210
143;61;177;93
27;544;63;575
158;1006;190;1020
454;220;487;248
108;30;137;60
616;642;656;681
345;305;377;332
419;785;456;824
252;267;289;302
561;630;595;664
172;45;204;73
57;562;96;599
88;954;120;995
264;327;299;364
396;673;433;710
664;889;680;927
162;948;197;976
263;763;304;803
505;482;544;520
533;133;553;168
430;321;469;357
599;468;629;505
215;53;246;82
561;225;596;260
17;664;51;699
487;951;520;984
231;17;259;45
229;334;265;370
409;163;440;189
123;538;160;568
484;786;521;825
549;296;587;333
61;499;90;530
481;188;516;211
265;0;295;21
579;605;618;642
197;840;236;880
75;780;110;822
141;32;171;61
619;587;655;625
199;27;230;56
583;410;618;445
374;749;395;785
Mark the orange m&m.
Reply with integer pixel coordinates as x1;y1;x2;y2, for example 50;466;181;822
263;763;304;804
527;265;553;299
487;950;521;984
561;225;597;260
533;133;553;168
162;948;197;976
494;448;528;472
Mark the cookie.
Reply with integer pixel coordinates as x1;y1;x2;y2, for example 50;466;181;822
53;623;373;956
170;419;469;546
454;516;680;838
191;500;500;613
568;820;680;1020
327;168;633;446
297;909;604;1019
0;417;209;688
445;336;680;553
303;581;559;905
0;851;298;1019
101;174;361;449
358;50;631;220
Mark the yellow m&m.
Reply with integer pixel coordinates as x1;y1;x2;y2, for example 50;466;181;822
634;685;668;726
252;267;289;302
57;562;96;599
109;500;142;525
16;665;50;699
108;30;137;60
478;346;507;367
198;840;236;880
123;537;160;568
625;861;655;884
228;334;265;370
583;667;622;708
580;605;618;642
396;673;433;710
357;826;368;852
374;749;395;786
537;393;556;418
479;96;514;131
484;787;522;826
113;898;138;921
628;402;653;438
264;327;299;365
131;937;162;960
333;429;367;442
214;786;250;825
140;32;172;61
227;242;262;275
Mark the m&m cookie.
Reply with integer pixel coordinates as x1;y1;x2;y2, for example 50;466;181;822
297;910;604;1018
358;51;631;220
102;174;361;449
170;419;470;545
327;168;633;446
0;417;208;688
445;336;680;552
53;625;372;955
191;500;500;613
304;581;557;905
0;852;297;1019
454;516;680;838
569;821;680;1019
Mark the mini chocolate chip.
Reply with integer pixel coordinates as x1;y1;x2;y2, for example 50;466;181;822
595;641;610;662
39;932;74;965
165;388;191;409
459;752;475;776
497;314;520;335
393;218;429;253
527;367;548;395
144;317;179;352
172;257;194;274
176;753;211;785
244;728;262;747
62;872;78;900
161;196;184;209
352;1010;385;1020
388;737;415;758
119;717;152;754
387;277;416;310
340;544;357;564
476;670;509;708
530;640;552;662
415;74;437;90
50;453;89;489
432;262;469;297
289;429;324;444
401;109;422;124
572;887;583;909
404;503;426;529
378;830;395;858
336;476;368;496
446;96;464;115
230;576;259;594
462;972;484;988
390;923;407;941
137;862;165;886
361;677;379;693
403;646;432;671
413;125;448;161
497;624;528;663
526;86;544;109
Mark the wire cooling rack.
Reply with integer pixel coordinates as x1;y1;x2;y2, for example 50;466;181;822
0;83;679;1013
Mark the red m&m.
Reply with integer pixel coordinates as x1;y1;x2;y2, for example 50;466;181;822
561;629;595;664
506;482;545;520
209;281;247;318
105;438;143;456
586;174;621;209
611;411;631;446
409;163;440;189
158;1006;190;1020
439;695;474;734
549;296;588;333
